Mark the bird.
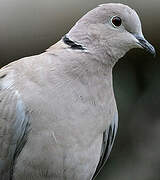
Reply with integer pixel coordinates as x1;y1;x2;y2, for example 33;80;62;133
0;3;155;180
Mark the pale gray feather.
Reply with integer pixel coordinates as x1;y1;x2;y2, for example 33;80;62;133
0;3;155;180
92;113;118;179
0;71;30;180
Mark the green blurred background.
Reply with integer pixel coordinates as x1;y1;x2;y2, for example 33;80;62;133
0;0;159;179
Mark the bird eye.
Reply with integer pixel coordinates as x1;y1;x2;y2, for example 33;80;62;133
111;16;122;27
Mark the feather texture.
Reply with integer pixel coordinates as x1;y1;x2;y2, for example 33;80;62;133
0;71;30;179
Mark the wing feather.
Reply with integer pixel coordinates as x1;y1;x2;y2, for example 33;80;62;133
0;71;30;180
92;113;118;179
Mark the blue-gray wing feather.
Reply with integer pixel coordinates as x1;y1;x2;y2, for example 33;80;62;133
92;113;118;179
0;73;30;180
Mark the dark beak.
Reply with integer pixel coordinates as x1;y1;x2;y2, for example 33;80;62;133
134;35;156;57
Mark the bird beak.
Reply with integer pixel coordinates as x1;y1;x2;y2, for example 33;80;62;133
134;35;156;57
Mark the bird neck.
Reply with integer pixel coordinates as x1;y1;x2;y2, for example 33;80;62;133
46;39;114;92
62;48;114;88
66;31;118;67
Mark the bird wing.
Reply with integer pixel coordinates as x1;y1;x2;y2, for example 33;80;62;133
92;112;118;180
0;69;30;180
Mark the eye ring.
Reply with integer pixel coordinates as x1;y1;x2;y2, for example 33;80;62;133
111;16;122;27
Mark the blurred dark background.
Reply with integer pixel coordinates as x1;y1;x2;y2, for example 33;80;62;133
0;0;159;179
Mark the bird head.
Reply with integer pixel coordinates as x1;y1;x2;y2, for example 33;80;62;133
67;3;156;64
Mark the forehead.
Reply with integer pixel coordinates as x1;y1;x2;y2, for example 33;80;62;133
98;4;139;21
85;3;142;34
99;3;135;15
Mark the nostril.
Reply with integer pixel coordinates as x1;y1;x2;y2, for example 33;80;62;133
138;38;146;44
134;35;146;44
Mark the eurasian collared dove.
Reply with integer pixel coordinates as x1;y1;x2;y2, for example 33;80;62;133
0;3;155;180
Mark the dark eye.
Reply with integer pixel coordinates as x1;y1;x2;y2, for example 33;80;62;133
111;16;122;27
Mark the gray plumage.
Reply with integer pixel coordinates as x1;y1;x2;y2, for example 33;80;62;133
0;3;155;180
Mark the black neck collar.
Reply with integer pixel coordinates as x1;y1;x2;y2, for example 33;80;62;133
62;35;86;50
